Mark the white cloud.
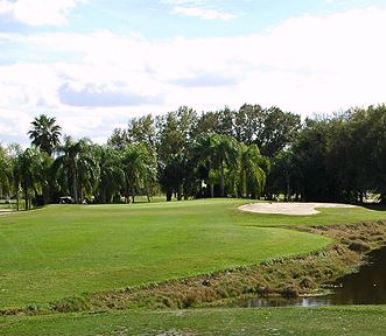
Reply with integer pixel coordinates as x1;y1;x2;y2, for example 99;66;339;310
1;7;386;144
0;0;83;26
171;5;235;20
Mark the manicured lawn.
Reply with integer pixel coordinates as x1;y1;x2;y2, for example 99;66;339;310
0;204;12;210
1;199;385;309
1;306;386;335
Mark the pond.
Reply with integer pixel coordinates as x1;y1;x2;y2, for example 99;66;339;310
241;246;386;308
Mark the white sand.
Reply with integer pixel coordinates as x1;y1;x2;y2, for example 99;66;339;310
0;209;13;216
239;202;356;216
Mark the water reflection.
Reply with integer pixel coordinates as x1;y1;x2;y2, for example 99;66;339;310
242;296;332;308
244;246;386;308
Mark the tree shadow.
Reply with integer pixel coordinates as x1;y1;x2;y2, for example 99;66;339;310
361;204;386;212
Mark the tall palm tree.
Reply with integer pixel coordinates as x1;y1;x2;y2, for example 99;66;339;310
122;143;152;203
196;134;240;197
95;146;125;203
214;135;240;197
54;137;95;204
28;114;62;156
13;148;45;210
0;145;12;199
194;135;216;198
28;115;62;204
239;143;268;199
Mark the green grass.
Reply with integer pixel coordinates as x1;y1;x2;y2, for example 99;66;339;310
1;306;386;335
1;199;386;309
0;204;12;210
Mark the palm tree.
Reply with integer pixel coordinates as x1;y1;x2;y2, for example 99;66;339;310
28;115;62;204
13;148;45;210
239;144;268;199
28;114;62;156
122;143;152;203
95;146;125;203
0;145;12;200
196;134;240;197
54;137;95;204
194;135;216;198
215;135;240;197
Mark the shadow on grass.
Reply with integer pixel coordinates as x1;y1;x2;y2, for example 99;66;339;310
360;204;386;212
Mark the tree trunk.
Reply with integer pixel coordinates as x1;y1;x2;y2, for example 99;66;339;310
241;171;246;198
43;184;50;205
220;162;225;197
125;176;130;203
166;190;172;202
23;185;29;211
16;182;20;211
146;181;151;203
101;186;106;204
177;184;183;201
72;172;78;204
209;161;214;198
183;183;189;201
131;186;135;204
286;173;291;201
80;187;85;204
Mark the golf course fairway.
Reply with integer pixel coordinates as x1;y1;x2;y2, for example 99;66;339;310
0;199;386;335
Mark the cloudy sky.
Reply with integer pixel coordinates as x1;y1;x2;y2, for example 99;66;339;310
1;0;386;145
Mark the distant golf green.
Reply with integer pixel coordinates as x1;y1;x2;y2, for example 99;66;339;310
1;199;385;309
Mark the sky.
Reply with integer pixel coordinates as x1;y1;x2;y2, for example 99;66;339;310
1;0;386;145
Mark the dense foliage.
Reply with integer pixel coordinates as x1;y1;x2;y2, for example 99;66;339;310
1;104;386;207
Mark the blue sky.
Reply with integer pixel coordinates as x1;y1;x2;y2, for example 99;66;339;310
1;0;386;144
1;0;384;37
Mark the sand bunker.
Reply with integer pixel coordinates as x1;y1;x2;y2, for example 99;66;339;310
239;202;356;216
0;209;12;216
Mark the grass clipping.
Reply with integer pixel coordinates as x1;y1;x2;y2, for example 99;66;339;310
3;221;386;315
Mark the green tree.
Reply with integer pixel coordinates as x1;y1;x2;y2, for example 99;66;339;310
128;115;156;148
196;133;240;198
54;137;95;204
156;107;197;201
28;114;62;156
94;146;125;204
28;115;61;204
234;104;264;144
122;143;153;203
234;105;301;157
13;148;46;210
0;145;12;200
239;143;268;199
107;128;129;150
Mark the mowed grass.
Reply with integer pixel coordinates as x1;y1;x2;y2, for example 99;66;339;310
1;306;386;336
1;199;385;309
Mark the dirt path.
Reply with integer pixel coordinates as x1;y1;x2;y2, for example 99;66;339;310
239;202;356;216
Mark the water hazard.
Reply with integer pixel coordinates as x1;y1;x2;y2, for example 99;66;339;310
241;246;386;308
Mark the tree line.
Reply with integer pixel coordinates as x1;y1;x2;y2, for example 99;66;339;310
0;104;385;208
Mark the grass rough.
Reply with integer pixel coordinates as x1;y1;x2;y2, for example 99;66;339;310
1;306;386;336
